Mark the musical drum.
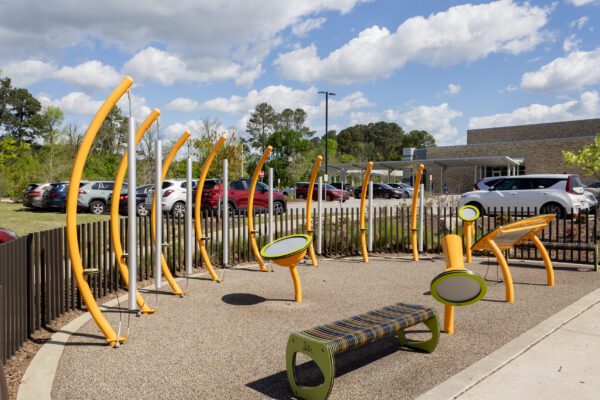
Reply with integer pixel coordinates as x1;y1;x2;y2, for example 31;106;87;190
260;234;312;302
260;234;311;267
430;269;487;307
457;205;480;222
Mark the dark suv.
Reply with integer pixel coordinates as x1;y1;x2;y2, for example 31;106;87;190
354;183;407;199
202;178;287;215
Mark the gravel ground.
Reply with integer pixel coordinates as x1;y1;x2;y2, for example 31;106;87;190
52;256;600;400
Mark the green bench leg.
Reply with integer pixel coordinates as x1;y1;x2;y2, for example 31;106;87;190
286;334;335;400
397;315;440;354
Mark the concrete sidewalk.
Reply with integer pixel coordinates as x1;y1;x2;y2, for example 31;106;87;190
418;288;600;400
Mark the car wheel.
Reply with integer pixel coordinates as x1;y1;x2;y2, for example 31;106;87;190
466;202;485;216
297;193;304;199
89;200;105;215
540;202;565;218
384;192;391;199
326;195;332;201
273;201;285;215
171;201;186;218
403;192;410;199
137;203;148;217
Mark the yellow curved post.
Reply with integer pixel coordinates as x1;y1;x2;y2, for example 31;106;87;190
150;131;191;295
531;235;555;286
411;164;425;261
194;134;227;282
462;221;474;263
248;146;272;271
289;265;302;302
66;77;132;347
306;155;323;266
487;239;515;303
359;162;374;263
441;234;466;334
110;108;159;314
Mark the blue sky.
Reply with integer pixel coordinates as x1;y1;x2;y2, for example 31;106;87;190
1;0;599;146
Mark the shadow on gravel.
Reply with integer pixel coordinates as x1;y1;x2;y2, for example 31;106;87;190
247;335;424;399
221;292;289;306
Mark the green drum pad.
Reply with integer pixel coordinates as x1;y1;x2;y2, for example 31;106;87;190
430;269;487;306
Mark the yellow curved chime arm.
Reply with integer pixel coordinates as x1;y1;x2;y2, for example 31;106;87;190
150;131;191;295
306;155;322;267
194;134;227;282
110;108;160;314
248;146;272;272
359;161;373;263
411;164;425;261
66;76;132;347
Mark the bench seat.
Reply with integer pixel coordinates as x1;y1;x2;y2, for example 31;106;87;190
286;302;439;400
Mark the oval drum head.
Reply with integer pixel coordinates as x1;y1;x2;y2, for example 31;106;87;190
430;269;487;306
260;234;311;261
458;205;480;222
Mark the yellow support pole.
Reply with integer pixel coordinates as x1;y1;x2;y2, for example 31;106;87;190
462;221;474;263
66;76;132;347
150;131;191;295
289;265;302;302
441;234;466;334
110;108;159;314
487;239;515;303
411;164;425;261
194;134;227;282
306;155;323;267
248;146;272;271
531;235;555;287
359;162;374;263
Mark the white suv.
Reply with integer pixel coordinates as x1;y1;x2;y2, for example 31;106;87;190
146;179;198;218
458;174;589;216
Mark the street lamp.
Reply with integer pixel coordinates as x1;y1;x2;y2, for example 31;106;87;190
318;90;336;176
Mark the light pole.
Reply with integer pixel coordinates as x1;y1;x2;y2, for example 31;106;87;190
318;90;335;175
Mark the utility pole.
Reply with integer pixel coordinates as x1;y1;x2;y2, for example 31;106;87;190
318;90;336;175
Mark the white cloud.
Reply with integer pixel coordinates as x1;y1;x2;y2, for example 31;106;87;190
468;91;600;129
0;1;367;86
568;0;600;6
447;84;461;95
276;0;551;84
292;17;327;36
166;97;200;113
1;59;120;89
37;92;103;115
2;59;55;86
569;16;589;29
349;103;463;145
521;49;600;93
562;34;581;51
116;93;151;121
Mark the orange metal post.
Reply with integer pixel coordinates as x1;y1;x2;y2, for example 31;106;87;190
411;164;425;261
359;162;374;263
248;146;272;271
306;155;323;266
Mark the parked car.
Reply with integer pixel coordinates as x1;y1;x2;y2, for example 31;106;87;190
23;183;51;208
110;185;153;217
584;191;598;212
472;176;506;191
354;183;407;199
387;183;412;198
146;180;198;218
42;182;71;211
202;178;287;215
295;183;350;202
331;182;355;196
458;174;590;217
584;181;600;198
78;181;126;214
282;186;295;197
0;228;18;244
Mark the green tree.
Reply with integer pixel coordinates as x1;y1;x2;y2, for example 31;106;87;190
95;106;127;155
563;134;600;178
405;130;436;148
246;102;276;153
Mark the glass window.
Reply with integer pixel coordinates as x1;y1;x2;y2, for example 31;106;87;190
569;175;584;189
91;183;100;190
229;181;245;190
162;181;174;189
493;179;518;190
256;182;269;191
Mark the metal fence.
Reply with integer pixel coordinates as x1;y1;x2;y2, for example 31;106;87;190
1;206;598;364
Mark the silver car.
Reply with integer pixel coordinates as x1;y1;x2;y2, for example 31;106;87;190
78;181;127;214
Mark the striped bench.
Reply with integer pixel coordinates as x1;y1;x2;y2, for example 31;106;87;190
286;303;440;400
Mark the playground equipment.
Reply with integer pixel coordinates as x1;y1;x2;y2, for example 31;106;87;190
248;146;272;272
359;162;374;262
431;234;487;334
286;302;439;400
411;164;425;261
458;205;479;263
66;77;132;346
260;234;312;302
110;109;159;314
472;214;556;303
305;156;323;266
150;131;191;296
194;134;227;282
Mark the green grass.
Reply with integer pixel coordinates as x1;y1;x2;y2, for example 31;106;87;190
0;202;109;236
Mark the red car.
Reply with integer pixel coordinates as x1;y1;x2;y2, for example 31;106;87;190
295;182;350;202
202;178;287;215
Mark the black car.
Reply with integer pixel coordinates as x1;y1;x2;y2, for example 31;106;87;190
113;185;153;216
354;183;407;199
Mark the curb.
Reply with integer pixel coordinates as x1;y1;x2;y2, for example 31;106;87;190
416;286;600;400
